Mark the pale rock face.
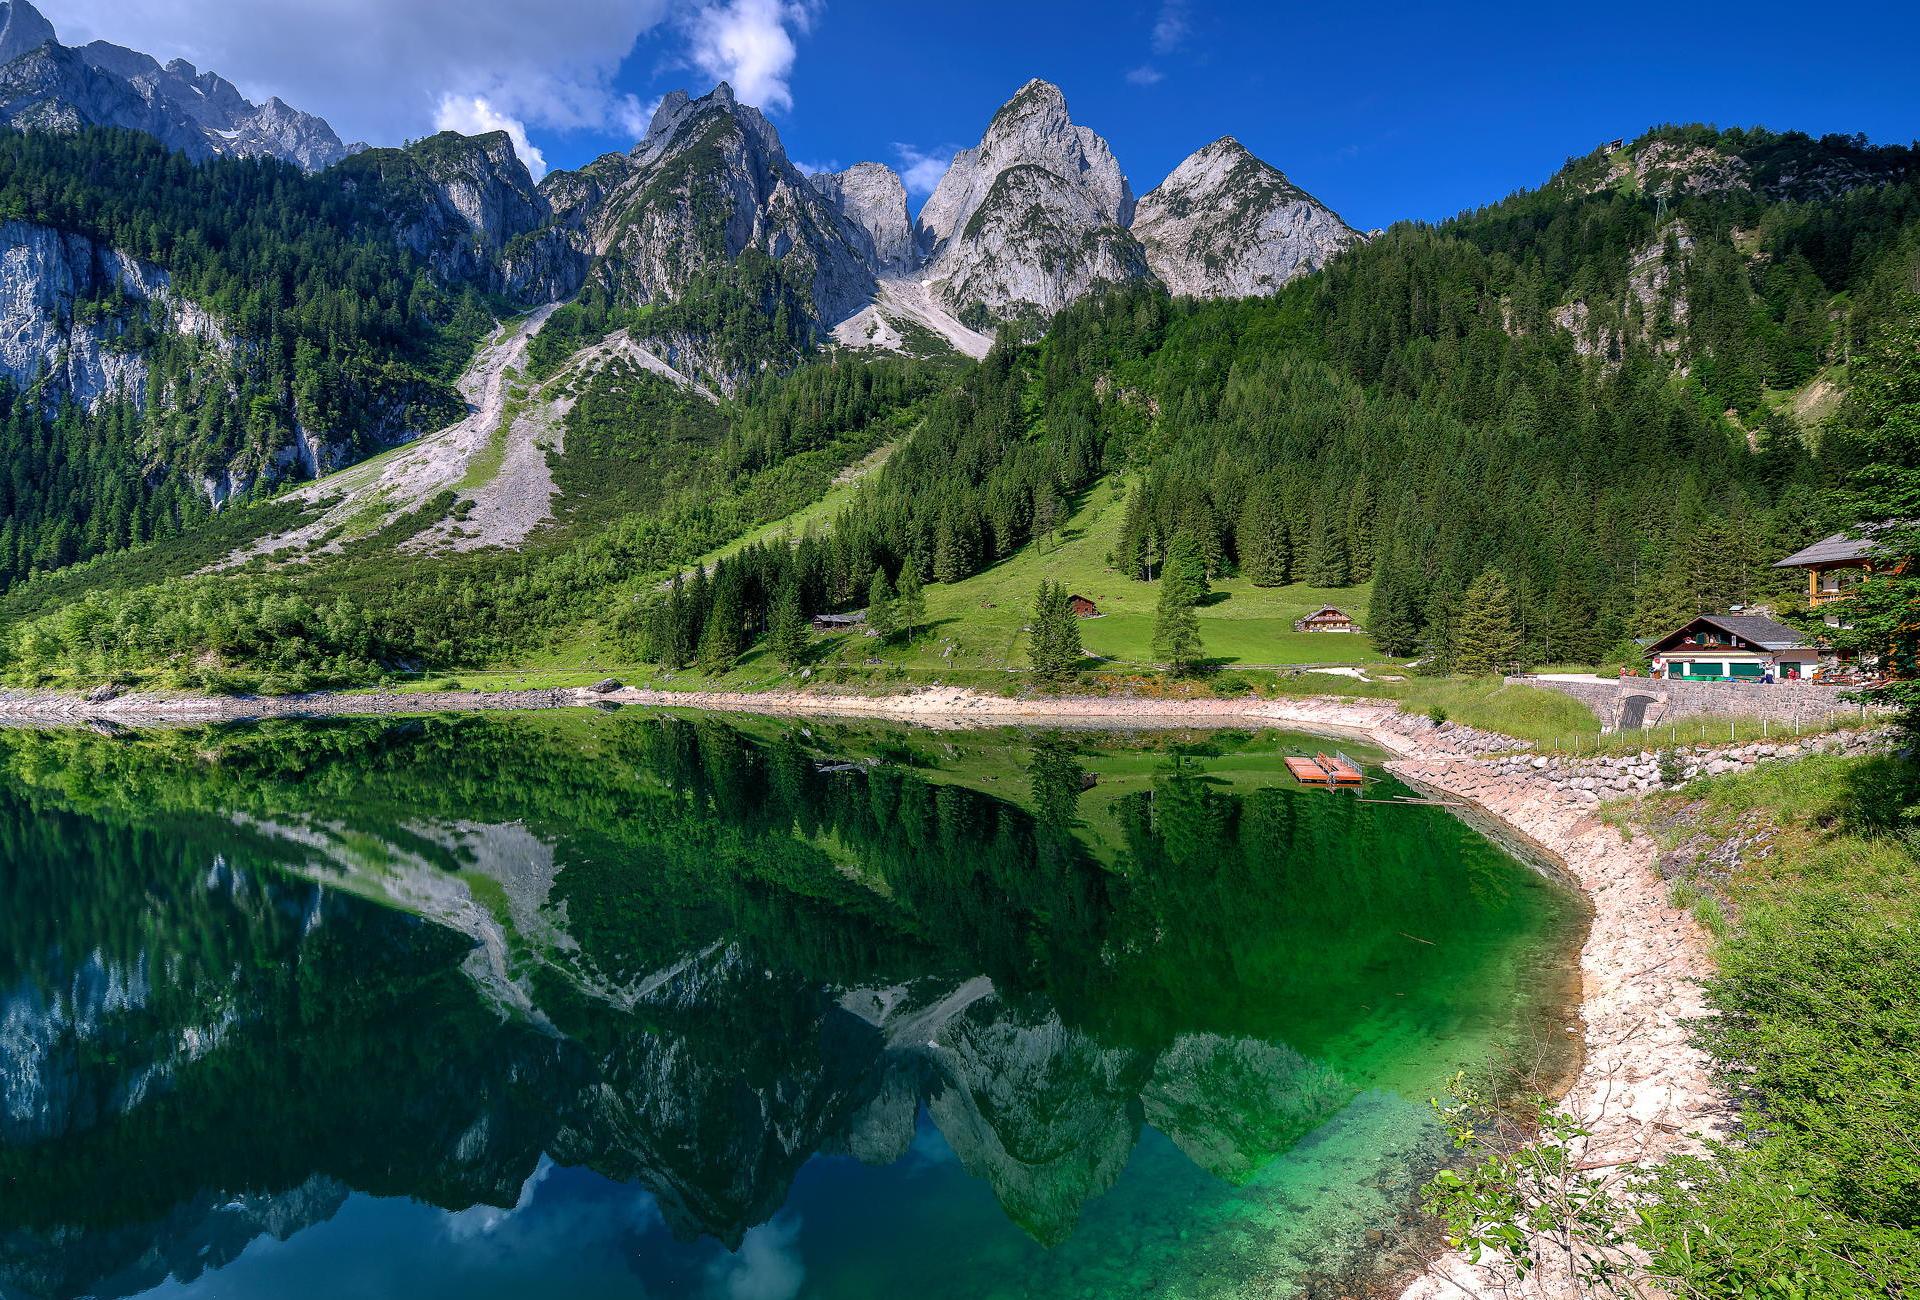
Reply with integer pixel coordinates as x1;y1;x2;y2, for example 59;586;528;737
917;79;1144;320
0;0;354;171
808;162;916;270
1132;137;1360;298
0;218;190;409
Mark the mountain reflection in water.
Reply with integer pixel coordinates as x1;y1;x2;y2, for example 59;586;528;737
0;711;1581;1300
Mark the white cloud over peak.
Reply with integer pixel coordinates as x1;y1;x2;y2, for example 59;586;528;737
433;94;549;180
682;0;817;114
707;1214;805;1300
892;142;956;198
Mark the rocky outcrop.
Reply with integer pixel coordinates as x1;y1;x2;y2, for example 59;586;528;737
0;217;238;411
0;1;354;171
1132;136;1359;298
809;162;916;270
916;79;1145;321
335;131;583;302
535;83;876;332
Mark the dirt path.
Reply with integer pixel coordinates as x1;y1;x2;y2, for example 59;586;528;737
0;680;1723;1296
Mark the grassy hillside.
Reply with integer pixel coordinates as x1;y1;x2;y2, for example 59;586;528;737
1629;754;1920;1294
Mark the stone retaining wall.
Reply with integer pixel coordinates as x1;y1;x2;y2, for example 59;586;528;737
1514;673;1877;730
1475;726;1890;808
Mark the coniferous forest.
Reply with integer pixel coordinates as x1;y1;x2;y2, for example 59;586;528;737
0;125;1915;699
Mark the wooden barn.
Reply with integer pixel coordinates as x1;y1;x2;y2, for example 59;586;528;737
1067;595;1099;618
811;612;866;634
1293;606;1360;634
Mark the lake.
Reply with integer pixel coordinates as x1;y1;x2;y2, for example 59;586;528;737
0;710;1583;1299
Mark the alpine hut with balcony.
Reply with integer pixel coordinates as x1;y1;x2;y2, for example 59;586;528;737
1644;613;1820;681
1774;528;1890;607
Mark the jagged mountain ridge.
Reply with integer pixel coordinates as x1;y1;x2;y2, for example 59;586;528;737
0;0;356;171
536;84;876;325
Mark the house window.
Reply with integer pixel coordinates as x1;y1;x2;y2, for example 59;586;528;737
1730;663;1764;678
1689;663;1725;678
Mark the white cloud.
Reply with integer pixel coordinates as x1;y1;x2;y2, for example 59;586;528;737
1125;65;1164;86
1150;0;1191;54
442;1155;555;1241
434;94;548;179
891;142;956;198
707;1214;805;1300
793;158;840;175
682;0;817;114
36;0;692;152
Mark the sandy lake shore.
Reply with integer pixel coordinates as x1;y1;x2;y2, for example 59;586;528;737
0;680;1723;1295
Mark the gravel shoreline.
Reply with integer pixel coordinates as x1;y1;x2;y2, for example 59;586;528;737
0;681;1723;1296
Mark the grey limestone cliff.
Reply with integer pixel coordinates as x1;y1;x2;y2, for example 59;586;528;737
1132;136;1359;298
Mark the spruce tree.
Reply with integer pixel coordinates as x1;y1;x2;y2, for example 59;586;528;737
769;578;809;669
1153;534;1205;674
1238;486;1291;586
893;563;926;643
1308;507;1350;587
1027;580;1082;684
696;574;745;675
866;569;897;641
1453;567;1522;676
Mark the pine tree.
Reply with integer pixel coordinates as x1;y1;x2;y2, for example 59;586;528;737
769;578;809;669
866;569;897;641
1367;555;1422;656
893;562;926;643
1027;580;1082;684
1308;506;1350;587
1453;567;1523;676
696;572;745;675
1153;534;1205;674
1238;487;1291;586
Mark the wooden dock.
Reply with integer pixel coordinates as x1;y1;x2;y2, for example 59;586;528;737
1287;753;1366;787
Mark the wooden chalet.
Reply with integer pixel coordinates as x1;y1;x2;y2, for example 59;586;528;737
1067;594;1099;618
811;611;867;634
1293;606;1360;633
1644;613;1819;681
1774;526;1899;607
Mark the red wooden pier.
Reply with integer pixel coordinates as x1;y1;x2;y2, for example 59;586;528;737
1285;752;1365;787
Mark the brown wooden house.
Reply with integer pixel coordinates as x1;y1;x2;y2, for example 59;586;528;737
1293;606;1360;633
1067;595;1099;618
1774;526;1902;607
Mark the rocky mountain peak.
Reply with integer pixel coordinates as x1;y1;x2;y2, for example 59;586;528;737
919;78;1134;252
0;2;353;171
1132;135;1358;298
809;162;915;271
0;0;55;65
909;79;1143;322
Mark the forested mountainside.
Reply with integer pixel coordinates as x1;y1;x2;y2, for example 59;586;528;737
0;126;499;586
0;94;1915;690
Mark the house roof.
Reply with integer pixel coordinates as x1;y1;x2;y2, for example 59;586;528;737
1647;612;1813;655
1300;606;1350;619
1773;526;1889;568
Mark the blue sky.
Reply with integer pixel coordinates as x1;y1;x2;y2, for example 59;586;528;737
45;0;1920;230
